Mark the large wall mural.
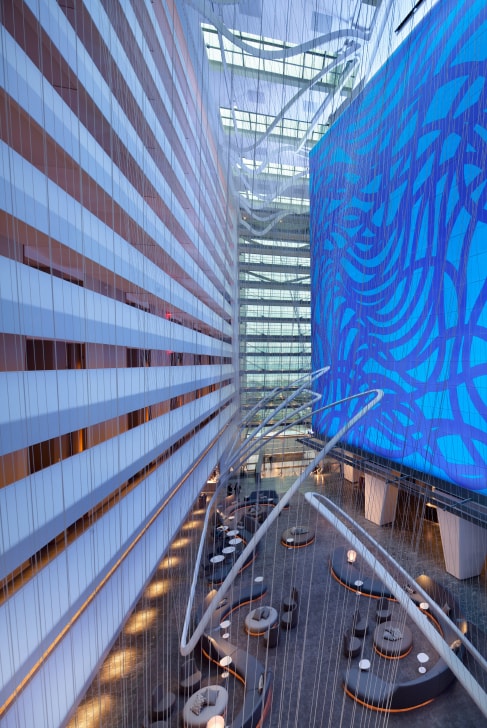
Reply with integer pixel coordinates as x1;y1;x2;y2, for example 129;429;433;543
310;0;487;494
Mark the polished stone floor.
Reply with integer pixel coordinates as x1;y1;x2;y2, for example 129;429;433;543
70;464;487;728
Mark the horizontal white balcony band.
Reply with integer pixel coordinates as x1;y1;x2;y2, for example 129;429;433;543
88;0;231;256
0;94;228;333
0;257;232;356
0;384;235;579
27;0;223;229
0;136;233;320
0;357;234;455
0;414;236;719
115;0;232;235
135;0;230;214
0;361;233;447
1;423;235;728
4;14;233;288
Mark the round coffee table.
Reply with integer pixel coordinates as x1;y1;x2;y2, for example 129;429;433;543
373;621;413;658
182;685;228;728
244;606;278;635
281;526;315;548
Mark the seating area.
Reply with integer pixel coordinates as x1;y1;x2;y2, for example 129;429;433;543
330;546;395;598
179;658;203;695
351;608;368;638
244;606;278;635
343;645;461;712
151;686;176;721
202;631;273;728
204;525;257;586
343;629;362;659
244;490;280;507
138;470;481;728
410;575;464;626
182;685;228;728
187;546;470;724
281;525;315;548
202;632;272;728
341;574;468;711
222;494;280;533
97;472;485;728
142;560;469;727
280;587;299;630
373;621;413;658
264;623;280;648
193;548;302;726
197;579;273;728
375;597;392;623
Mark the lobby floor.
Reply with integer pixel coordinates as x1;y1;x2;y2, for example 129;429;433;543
70;464;487;728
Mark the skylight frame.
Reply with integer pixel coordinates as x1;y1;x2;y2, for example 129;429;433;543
240;158;309;178
239;189;310;209
201;23;342;89
220;107;328;144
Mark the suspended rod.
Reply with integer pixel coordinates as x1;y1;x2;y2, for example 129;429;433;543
180;386;383;655
305;491;487;718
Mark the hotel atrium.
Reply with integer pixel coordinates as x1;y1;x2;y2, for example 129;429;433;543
1;1;487;727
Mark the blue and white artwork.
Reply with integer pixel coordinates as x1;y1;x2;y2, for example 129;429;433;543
310;0;487;493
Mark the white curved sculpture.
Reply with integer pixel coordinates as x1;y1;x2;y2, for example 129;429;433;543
180;383;383;655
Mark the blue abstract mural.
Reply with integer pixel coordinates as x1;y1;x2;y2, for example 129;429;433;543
310;0;487;493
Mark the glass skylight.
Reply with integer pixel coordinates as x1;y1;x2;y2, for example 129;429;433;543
274;195;309;208
221;108;328;144
241;238;309;249
239;189;309;208
202;23;342;87
240;158;309;178
241;252;308;265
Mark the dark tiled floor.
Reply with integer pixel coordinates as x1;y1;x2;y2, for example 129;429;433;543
70;466;487;727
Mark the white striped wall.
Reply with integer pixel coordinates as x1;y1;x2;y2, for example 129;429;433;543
0;0;238;724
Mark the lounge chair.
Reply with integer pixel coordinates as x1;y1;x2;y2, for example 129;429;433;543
282;587;299;612
343;629;362;658
179;657;202;694
351;609;368;637
375;597;392;623
280;602;298;630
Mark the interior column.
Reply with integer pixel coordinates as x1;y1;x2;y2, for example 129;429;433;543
437;509;487;579
364;473;398;525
